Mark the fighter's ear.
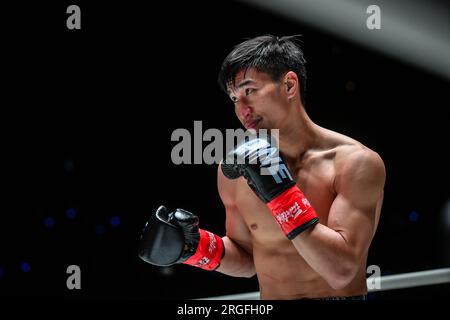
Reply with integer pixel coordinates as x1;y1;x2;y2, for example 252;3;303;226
283;71;298;99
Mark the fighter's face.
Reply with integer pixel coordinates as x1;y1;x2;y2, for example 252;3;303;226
227;69;289;131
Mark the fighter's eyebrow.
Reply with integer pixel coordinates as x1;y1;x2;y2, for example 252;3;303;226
227;79;256;94
236;79;255;89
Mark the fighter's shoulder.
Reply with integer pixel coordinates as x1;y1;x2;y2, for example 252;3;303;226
335;138;383;165
325;129;383;167
217;162;240;207
334;143;386;189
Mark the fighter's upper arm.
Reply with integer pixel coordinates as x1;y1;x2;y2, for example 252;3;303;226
328;149;386;259
217;164;253;254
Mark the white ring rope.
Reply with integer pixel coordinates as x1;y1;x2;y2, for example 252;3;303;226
198;267;450;300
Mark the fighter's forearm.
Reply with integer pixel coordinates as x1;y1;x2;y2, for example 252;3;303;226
291;223;361;290
216;236;256;278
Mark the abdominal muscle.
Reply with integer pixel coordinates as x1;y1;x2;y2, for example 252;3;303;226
252;238;369;300
253;239;327;299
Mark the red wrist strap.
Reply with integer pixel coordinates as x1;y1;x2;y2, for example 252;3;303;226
183;229;224;271
267;185;319;239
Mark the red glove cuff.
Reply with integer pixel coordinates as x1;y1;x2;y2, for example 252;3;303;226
183;229;224;271
267;185;319;239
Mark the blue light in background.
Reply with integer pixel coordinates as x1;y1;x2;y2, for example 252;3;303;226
409;211;419;222
110;216;121;227
43;217;55;228
95;224;106;235
20;262;31;273
0;267;4;278
66;208;77;219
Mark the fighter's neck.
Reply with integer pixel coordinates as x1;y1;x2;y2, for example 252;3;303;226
277;110;321;164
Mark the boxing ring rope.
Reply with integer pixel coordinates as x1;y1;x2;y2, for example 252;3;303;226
199;267;450;300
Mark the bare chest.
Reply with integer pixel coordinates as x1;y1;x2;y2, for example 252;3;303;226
235;158;336;244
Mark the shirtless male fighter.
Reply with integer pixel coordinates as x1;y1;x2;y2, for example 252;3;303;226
139;35;386;300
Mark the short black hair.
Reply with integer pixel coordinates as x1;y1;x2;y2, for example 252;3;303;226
218;35;307;105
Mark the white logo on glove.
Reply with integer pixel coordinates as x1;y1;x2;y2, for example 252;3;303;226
275;202;302;224
207;231;217;254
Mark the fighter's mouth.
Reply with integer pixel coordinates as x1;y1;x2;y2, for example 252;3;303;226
244;118;262;130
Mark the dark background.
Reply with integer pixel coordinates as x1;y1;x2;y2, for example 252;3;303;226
1;0;449;300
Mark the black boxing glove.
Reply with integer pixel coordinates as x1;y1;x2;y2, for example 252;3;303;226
221;135;319;239
138;205;224;271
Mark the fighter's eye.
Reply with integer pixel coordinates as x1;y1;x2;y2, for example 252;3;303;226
245;88;254;96
230;95;238;103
